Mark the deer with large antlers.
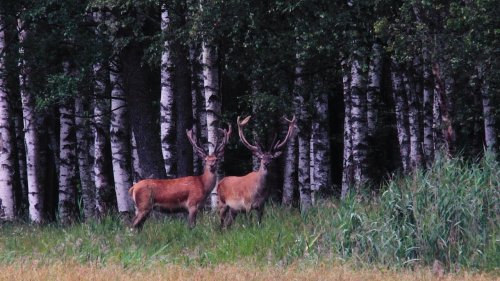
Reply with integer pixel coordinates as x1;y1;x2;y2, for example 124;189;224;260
128;125;231;230
217;116;296;228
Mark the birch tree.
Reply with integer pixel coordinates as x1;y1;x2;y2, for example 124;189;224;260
190;44;206;174
295;62;312;211
58;62;78;224
92;10;110;215
367;42;382;137
0;15;15;220
75;93;95;220
160;4;176;177
282;95;299;206
422;46;434;166
341;58;354;199
202;36;221;208
311;82;330;194
404;65;423;169
110;61;133;213
391;58;410;173
18;18;43;223
477;64;497;153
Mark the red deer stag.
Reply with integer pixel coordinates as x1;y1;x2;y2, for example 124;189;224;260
217;115;295;228
129;125;231;230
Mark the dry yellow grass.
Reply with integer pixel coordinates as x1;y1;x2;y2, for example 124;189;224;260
0;262;497;281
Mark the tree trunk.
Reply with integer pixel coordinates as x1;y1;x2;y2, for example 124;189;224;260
14;112;28;211
295;63;312;211
160;5;176;177
110;61;133;213
311;80;330;195
173;5;193;178
422;47;434;166
477;64;497;153
92;64;110;216
130;131;142;184
122;44;166;180
75;94;95;220
432;62;454;156
58;62;78;224
18;19;43;223
282;132;297;206
251;79;261;171
404;65;423;169
202;40;220;209
367;42;382;137
341;58;354;199
350;55;369;188
391;58;410;173
190;44;205;175
0;16;15;220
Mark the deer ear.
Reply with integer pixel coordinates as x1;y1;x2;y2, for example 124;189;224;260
272;151;283;158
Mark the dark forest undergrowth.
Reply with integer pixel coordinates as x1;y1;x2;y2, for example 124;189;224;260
0;154;498;279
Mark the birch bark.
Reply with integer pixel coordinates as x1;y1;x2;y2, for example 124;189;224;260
0;16;15;220
110;62;133;213
18;18;43;223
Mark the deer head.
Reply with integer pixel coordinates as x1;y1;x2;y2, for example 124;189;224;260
186;123;232;173
237;115;296;170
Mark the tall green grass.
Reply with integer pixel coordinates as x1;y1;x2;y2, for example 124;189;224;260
325;153;499;270
0;153;498;272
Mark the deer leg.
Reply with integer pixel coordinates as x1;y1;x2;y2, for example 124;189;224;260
187;206;198;228
132;209;151;231
256;205;265;225
219;205;229;229
225;209;237;228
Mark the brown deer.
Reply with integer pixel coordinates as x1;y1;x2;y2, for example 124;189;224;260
217;115;295;228
129;124;231;230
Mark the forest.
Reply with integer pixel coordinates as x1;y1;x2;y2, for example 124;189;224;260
0;0;499;278
0;0;500;281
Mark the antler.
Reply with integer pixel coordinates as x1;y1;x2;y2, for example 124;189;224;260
214;123;232;156
272;115;296;151
237;116;261;154
186;129;207;158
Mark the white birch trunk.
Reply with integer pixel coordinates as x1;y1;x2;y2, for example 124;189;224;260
92;11;109;215
404;67;423;169
0;17;15;220
251;79;261;171
341;58;353;199
311;86;330;195
477;64;497;153
75;95;95;220
202;40;221;209
367;42;382;137
130;131;142;184
58;63;78;224
282;128;297;206
282;83;299;206
295;63;312;211
18;19;43;223
160;5;176;177
110;64;133;213
350;56;369;188
391;59;410;173
93;62;109;215
422;47;434;166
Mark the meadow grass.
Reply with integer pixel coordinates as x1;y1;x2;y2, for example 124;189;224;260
0;153;498;280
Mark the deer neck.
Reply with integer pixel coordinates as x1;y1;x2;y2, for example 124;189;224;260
201;166;217;193
256;164;269;192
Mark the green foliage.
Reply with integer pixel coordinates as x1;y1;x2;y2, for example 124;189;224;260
0;153;498;271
